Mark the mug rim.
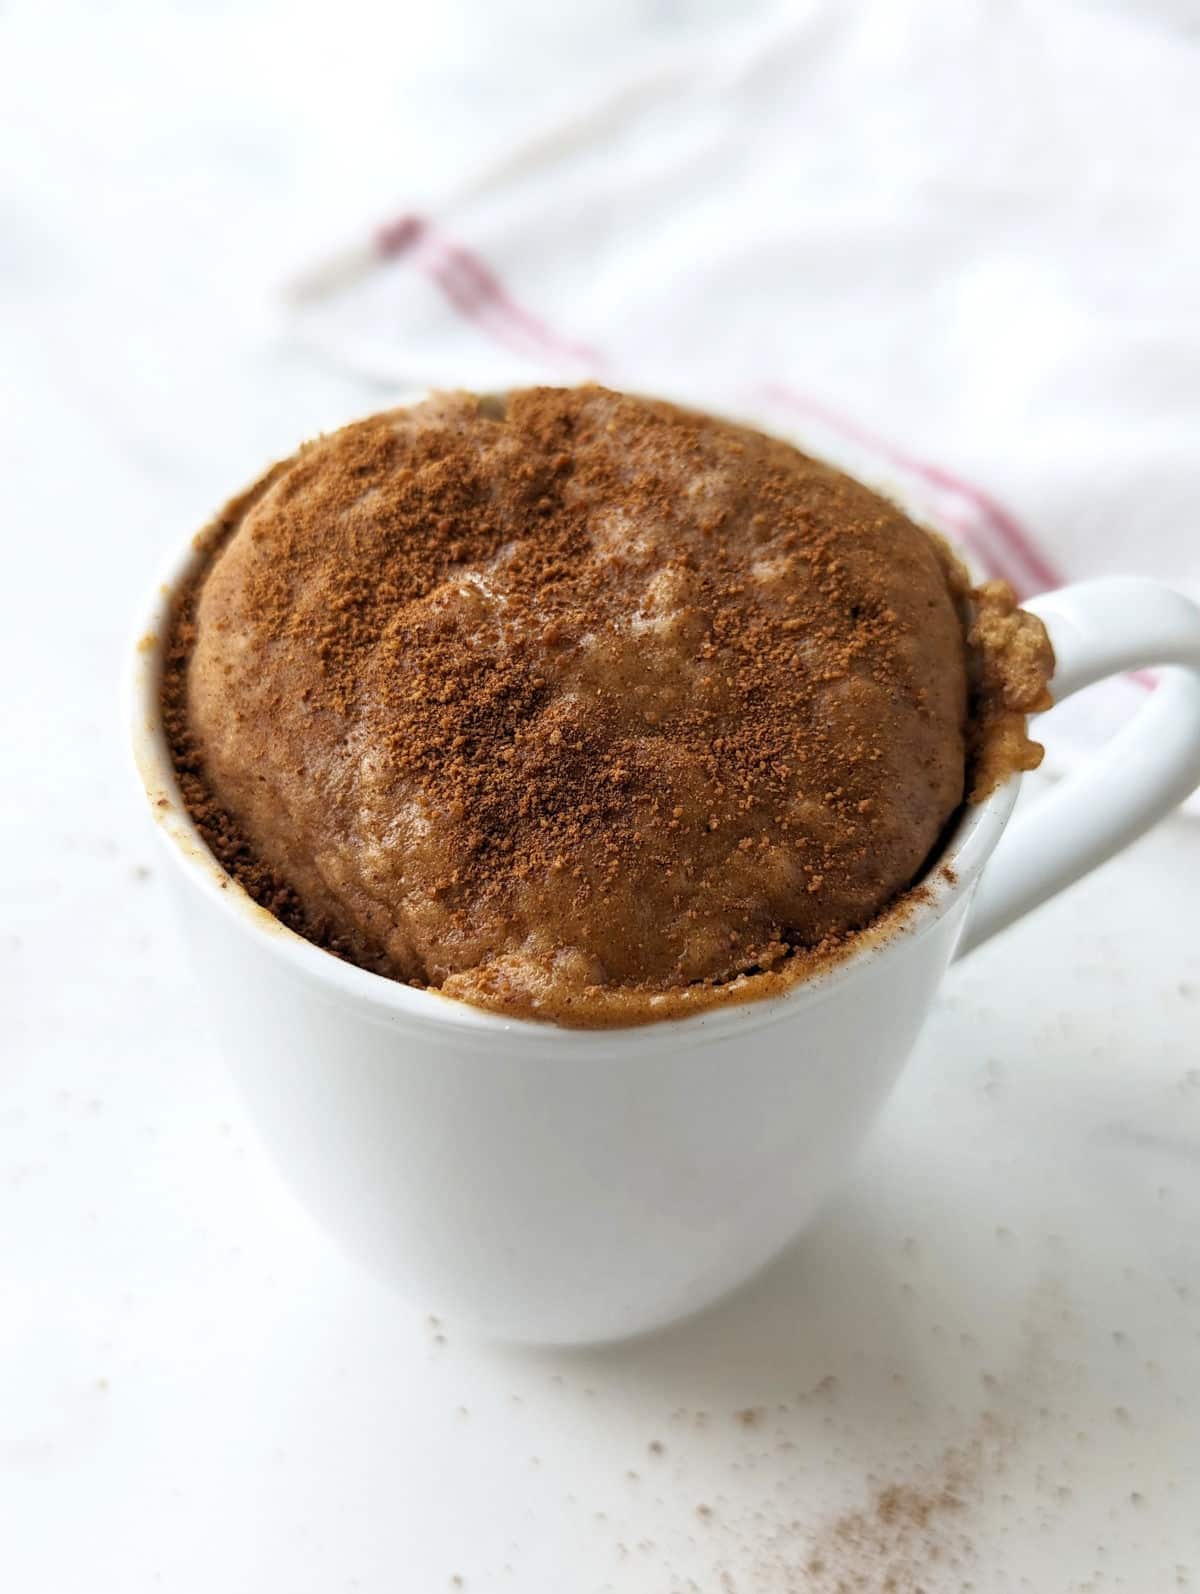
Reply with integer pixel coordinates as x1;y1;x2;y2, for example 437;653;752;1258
129;526;1021;1047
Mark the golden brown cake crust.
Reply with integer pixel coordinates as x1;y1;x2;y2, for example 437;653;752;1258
165;387;1052;1026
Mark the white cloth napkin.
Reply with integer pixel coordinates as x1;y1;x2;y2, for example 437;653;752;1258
284;0;1200;804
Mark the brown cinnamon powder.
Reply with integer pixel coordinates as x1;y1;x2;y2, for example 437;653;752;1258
161;387;1052;1026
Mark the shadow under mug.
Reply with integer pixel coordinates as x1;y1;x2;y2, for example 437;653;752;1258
131;568;1200;1343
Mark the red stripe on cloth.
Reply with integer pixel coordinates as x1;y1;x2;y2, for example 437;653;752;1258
430;236;604;367
899;457;1062;593
375;216;428;256
426;253;550;364
373;213;604;369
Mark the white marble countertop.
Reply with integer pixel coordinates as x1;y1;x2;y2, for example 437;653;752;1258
4;4;1199;1590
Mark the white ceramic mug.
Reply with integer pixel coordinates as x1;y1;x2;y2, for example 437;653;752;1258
131;557;1200;1344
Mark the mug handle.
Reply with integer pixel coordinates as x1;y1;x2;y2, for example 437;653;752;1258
957;577;1200;957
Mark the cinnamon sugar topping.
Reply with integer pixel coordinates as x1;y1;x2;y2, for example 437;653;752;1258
163;387;1052;1025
